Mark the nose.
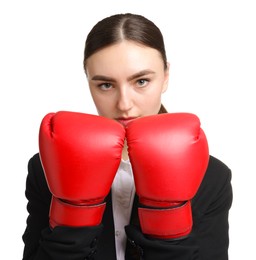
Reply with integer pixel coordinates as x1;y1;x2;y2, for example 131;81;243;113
116;86;133;113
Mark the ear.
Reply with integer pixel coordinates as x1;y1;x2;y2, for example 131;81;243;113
162;62;170;93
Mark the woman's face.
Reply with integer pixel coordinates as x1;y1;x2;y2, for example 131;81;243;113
85;40;169;125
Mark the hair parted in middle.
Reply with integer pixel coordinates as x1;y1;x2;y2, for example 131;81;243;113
83;13;168;114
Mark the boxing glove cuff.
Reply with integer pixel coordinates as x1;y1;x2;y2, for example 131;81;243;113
138;201;192;240
49;197;106;228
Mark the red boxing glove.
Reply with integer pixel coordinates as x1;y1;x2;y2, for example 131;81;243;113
126;113;209;239
39;111;125;228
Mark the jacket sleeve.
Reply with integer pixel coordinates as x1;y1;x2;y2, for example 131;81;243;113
125;156;233;260
22;154;104;260
192;156;233;260
125;225;199;260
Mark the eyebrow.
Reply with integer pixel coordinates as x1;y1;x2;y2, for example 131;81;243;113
90;69;156;82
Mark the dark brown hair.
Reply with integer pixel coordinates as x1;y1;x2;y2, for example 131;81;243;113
83;13;167;71
83;13;168;113
158;104;168;114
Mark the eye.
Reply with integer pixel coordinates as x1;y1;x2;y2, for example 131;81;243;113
98;83;113;90
136;79;149;88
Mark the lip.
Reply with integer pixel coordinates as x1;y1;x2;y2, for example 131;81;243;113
116;117;137;127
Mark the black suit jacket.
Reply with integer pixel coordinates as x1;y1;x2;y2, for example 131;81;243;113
22;153;232;260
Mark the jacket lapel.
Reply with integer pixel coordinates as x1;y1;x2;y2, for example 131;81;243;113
96;192;141;260
95;192;117;259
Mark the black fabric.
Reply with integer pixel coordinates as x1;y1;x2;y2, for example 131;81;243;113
22;153;232;260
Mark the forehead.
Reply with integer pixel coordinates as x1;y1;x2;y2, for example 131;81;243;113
85;40;164;76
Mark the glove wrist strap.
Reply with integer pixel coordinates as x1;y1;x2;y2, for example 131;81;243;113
138;200;192;240
49;196;106;228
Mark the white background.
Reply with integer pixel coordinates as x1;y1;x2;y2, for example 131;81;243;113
1;0;255;259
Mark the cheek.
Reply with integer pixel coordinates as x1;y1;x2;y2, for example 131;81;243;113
89;90;104;113
93;99;109;115
141;91;162;115
91;94;115;117
149;84;166;112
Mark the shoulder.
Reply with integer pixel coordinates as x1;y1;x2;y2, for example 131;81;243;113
28;153;43;172
25;153;51;202
27;153;45;185
192;155;233;218
204;155;232;188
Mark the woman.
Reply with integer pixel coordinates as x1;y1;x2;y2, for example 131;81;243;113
22;13;232;260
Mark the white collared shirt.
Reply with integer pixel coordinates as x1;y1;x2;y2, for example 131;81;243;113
111;159;135;260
